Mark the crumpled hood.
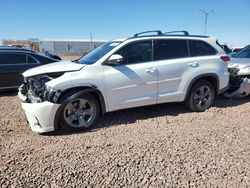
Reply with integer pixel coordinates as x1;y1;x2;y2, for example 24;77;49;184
23;61;86;77
228;58;250;69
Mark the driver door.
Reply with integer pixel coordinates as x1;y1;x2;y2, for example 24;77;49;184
103;40;158;111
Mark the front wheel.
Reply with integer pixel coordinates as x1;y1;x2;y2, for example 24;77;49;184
186;80;215;112
59;93;100;132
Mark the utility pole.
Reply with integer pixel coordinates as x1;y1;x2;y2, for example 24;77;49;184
199;9;214;35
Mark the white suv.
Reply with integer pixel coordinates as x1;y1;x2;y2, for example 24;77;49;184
18;30;229;133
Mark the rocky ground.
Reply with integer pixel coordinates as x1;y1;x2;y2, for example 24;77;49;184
0;92;250;187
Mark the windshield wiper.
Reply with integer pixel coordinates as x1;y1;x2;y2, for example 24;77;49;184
72;59;79;63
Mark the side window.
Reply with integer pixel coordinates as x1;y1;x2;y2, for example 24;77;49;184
0;54;3;65
0;53;26;64
27;55;38;64
235;46;250;58
116;40;152;64
154;39;188;60
33;54;52;64
189;40;217;56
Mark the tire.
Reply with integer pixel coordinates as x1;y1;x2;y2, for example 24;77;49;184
186;80;215;112
58;93;100;132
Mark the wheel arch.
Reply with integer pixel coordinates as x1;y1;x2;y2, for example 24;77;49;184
184;73;219;101
54;85;106;130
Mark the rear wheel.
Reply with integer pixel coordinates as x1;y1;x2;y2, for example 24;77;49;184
59;93;100;132
186;80;215;112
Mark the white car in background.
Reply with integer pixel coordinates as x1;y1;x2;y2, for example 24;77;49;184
226;45;250;98
230;45;250;76
18;30;229;133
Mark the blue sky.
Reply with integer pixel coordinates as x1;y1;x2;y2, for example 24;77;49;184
1;0;250;47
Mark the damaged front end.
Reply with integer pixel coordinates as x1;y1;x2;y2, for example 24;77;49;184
224;68;250;98
19;73;64;104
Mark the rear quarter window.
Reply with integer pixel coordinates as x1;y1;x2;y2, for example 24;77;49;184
189;40;217;57
33;54;56;64
27;55;38;64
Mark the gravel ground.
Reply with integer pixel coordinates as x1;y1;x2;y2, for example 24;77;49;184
0;92;250;187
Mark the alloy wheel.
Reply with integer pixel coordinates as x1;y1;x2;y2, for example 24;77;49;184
193;85;213;110
63;98;95;128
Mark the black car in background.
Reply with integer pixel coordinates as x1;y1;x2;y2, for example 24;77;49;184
0;47;61;90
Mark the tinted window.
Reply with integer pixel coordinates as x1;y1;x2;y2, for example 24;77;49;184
234;46;250;58
27;55;38;64
33;54;54;64
0;53;27;64
189;40;217;56
154;39;188;60
116;40;152;64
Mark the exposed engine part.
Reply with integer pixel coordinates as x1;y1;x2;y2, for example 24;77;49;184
19;74;62;103
224;78;250;98
224;68;250;98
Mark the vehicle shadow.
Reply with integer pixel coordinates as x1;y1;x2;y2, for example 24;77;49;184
0;90;18;97
214;96;250;108
43;96;250;137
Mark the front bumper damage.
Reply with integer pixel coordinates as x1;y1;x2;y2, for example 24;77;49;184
19;75;62;133
19;93;60;133
19;75;62;104
224;68;250;98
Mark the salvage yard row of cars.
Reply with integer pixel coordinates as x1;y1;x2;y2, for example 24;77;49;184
0;30;250;133
0;47;61;90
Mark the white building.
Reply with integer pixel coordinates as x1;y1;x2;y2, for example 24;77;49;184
39;39;107;56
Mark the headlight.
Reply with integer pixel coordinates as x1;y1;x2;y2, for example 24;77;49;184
27;75;52;94
238;66;250;75
24;75;62;103
42;85;62;103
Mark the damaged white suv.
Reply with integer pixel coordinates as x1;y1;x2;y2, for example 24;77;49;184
19;30;229;133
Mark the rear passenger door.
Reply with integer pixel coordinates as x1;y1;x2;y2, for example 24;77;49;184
154;39;190;103
0;53;38;88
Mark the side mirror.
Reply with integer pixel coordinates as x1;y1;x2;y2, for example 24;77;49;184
106;54;123;65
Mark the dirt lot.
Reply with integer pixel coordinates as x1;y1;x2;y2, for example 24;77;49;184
61;56;80;61
0;92;250;187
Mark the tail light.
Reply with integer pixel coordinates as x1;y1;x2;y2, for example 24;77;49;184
220;56;230;63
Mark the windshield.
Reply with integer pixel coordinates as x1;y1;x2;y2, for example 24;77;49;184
234;45;250;58
76;41;121;64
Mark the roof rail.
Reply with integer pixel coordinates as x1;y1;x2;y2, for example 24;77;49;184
163;31;189;36
134;30;163;37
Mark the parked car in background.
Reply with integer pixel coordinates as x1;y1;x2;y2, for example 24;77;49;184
19;30;229;133
226;45;250;98
221;44;232;54
230;45;250;74
228;46;244;57
0;47;61;90
232;47;244;54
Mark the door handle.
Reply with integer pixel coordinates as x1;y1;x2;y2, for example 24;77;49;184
188;62;199;67
145;67;156;73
